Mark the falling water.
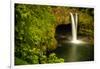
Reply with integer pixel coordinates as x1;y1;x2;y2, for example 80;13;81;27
68;13;78;61
53;13;93;62
70;12;78;41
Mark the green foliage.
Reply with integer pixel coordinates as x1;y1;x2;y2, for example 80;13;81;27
39;53;64;64
48;53;64;63
40;55;47;64
15;57;28;65
15;4;93;65
15;4;57;50
15;4;58;64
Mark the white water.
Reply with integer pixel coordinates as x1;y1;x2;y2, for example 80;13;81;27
68;13;78;61
70;13;78;41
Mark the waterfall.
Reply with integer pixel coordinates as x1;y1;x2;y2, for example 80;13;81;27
68;13;78;61
70;12;78;41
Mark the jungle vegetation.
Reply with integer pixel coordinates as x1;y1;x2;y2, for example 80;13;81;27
15;4;94;65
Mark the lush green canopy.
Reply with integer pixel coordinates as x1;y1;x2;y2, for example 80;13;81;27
15;4;94;65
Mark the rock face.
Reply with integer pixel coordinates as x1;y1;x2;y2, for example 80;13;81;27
55;24;72;45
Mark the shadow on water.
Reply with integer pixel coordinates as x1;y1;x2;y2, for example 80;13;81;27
54;24;94;62
53;43;94;62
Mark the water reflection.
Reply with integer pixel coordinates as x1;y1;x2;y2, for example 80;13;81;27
53;43;94;62
54;23;94;62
